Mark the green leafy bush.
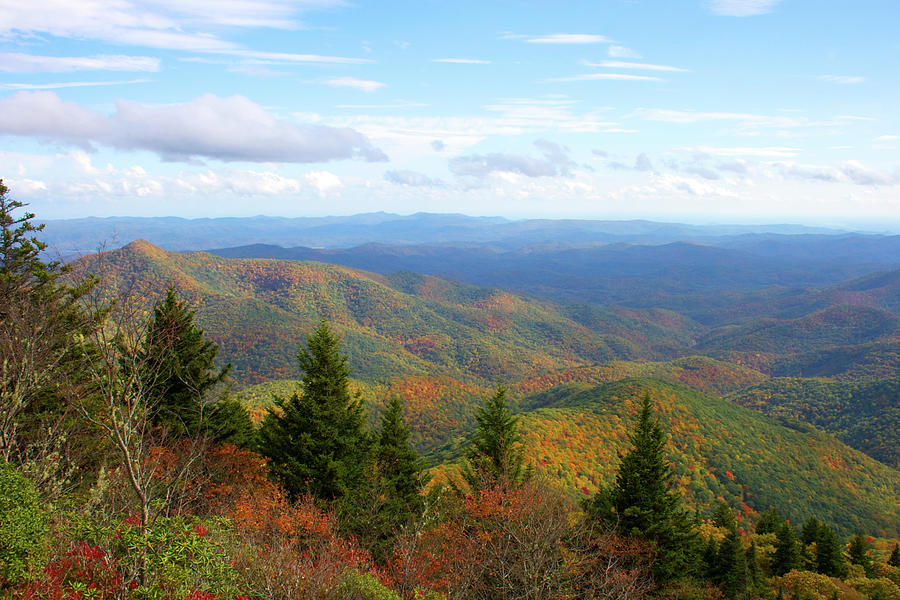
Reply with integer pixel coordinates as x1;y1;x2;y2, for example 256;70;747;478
328;570;400;600
0;461;48;584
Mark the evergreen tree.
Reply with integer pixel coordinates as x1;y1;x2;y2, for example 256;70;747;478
847;533;873;577
755;507;782;535
746;541;760;590
258;321;373;501
715;526;748;599
702;537;719;580
815;523;847;578
606;393;699;583
462;383;527;489
205;395;255;448
801;517;821;545
889;543;899;567
771;522;801;576
0;180;96;492
141;288;232;437
362;396;426;561
713;500;736;530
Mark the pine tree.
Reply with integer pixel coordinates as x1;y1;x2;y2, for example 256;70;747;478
258;320;373;501
847;533;873;577
377;396;425;518
815;523;847;578
746;541;760;590
889;543;899;567
801;517;821;546
361;396;426;561
606;393;699;583
713;500;736;530
462;383;527;489
772;522;801;576
0;180;96;489
715;526;748;599
141;287;232;437
755;507;781;535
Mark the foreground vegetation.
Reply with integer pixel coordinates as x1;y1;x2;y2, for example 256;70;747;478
2;180;899;599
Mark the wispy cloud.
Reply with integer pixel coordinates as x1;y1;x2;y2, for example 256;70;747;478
708;0;780;16
432;58;491;64
0;53;160;73
222;49;372;64
335;102;428;109
550;73;663;82
0;91;387;164
679;146;801;158
322;77;386;92
526;33;611;44
585;60;687;72
449;139;575;178
384;169;444;186
816;74;865;84
608;45;641;58
0;79;151;90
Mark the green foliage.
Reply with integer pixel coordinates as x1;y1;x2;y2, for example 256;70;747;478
756;507;782;535
847;534;873;578
258;321;374;501
329;570;401;600
69;515;242;600
204;395;255;448
815;523;848;578
802;518;822;546
772;522;802;576
712;500;737;531
889;543;899;567
728;377;900;467
142;287;231;438
713;526;748;599
461;383;528;489
606;393;699;582
0;461;48;584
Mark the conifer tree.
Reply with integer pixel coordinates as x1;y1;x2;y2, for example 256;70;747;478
462;383;527;489
772;522;801;576
847;533;873;577
606;393;699;583
889;543;899;567
755;507;781;535
746;541;760;590
715;526;748;599
377;396;425;518
258;320;373;501
141;287;232;438
815;523;847;578
801;517;821;546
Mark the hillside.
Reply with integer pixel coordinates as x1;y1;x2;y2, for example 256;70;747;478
511;378;900;537
727;377;900;467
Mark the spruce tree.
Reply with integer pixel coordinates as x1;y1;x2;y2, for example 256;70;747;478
889;543;899;567
462;383;527;489
772;522;801;576
847;533;873;577
801;517;821;545
606;393;699;583
141;287;232;437
815;523;847;578
755;507;782;535
715;526;748;599
258;321;373;501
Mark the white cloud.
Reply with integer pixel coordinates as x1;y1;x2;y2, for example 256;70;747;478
816;74;865;84
875;135;899;141
526;33;611;44
680;145;801;158
384;169;443;187
0;79;150;90
432;58;491;64
585;60;687;72
322;76;386;92
449;139;575;178
0;53;160;73
0;91;387;163
708;0;780;16
550;73;663;82
608;45;641;59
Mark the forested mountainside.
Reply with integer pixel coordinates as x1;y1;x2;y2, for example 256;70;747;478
70;240;900;532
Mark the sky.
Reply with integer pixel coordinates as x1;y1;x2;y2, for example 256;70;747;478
0;0;898;227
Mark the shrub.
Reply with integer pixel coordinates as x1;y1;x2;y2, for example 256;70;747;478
0;461;48;585
329;570;401;600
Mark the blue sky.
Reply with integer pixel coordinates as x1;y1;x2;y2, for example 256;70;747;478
1;0;898;227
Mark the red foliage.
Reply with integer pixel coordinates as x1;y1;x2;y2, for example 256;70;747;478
13;542;128;600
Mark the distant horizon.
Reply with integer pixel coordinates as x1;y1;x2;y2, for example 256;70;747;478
37;210;900;236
